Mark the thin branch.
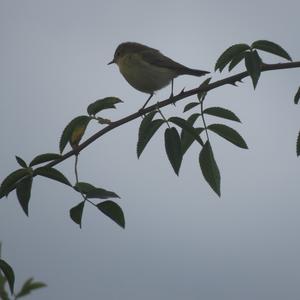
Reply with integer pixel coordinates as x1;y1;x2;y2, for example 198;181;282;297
45;60;300;169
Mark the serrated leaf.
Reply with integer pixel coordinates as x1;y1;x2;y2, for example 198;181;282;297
208;124;248;149
59;116;91;153
16;176;33;216
0;169;30;198
15;156;27;168
69;201;85;228
169;116;204;146
251;40;292;61
294;87;300;105
0;259;15;295
86;188;119;199
297;131;300;157
16;277;46;298
203;107;241;122
30;153;62;167
215;43;250;72
137;111;165;158
199;142;221;196
197;78;212;102
87;97;123;116
74;182;95;194
34;167;71;186
245;50;262;89
228;52;246;71
164;127;182;175
97;200;125;228
183;102;200;113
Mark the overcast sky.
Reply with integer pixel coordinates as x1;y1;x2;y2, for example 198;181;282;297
0;1;299;299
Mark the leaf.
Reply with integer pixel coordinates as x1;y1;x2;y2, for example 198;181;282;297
34;167;71;186
180;113;204;155
197;78;212;101
203;107;241;122
294;87;300;105
59;115;91;153
16;176;33;216
0;273;9;300
87;97;123;116
69;201;85;228
199;142;221;196
15;156;27;168
0;169;30;198
208;124;248;149
30;153;62;167
251;40;292;61
0;259;15;295
164;127;183;175
169;116;204;146
97;201;125;228
137;111;165;158
228;52;246;71
215;43;250;72
183;102;200;112
16;277;46;298
74;182;119;199
245;50;262;89
297;131;300;157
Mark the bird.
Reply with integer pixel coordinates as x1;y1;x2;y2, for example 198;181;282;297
108;42;209;110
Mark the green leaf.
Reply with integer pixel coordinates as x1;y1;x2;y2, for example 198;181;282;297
183;102;200;112
228;52;246;71
199;141;221;196
59;115;91;153
197;78;212;102
208;124;248;149
16;176;33;216
180;114;204;155
137;111;165;158
0;259;15;295
297;131;300;157
97;201;125;228
74;182;119;199
215;43;250;72
70;201;85;228
245;50;262;89
0;169;30;198
164;127;183;175
87;97;123;116
169;116;204;146
251;40;292;61
30;153;62;167
294;87;300;105
203;107;241;122
15;156;27;168
0;273;9;300
34;167;71;186
16;278;46;298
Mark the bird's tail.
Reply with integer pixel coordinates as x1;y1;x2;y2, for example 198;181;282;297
184;68;210;77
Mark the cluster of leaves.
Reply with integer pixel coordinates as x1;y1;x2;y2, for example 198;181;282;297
215;39;292;88
137;82;247;196
0;255;46;299
0;98;125;229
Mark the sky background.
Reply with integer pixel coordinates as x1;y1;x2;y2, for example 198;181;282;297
0;0;299;299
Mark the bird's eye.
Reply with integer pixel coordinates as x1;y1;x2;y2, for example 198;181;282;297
116;51;120;57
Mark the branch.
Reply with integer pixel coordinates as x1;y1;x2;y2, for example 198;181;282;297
46;60;300;169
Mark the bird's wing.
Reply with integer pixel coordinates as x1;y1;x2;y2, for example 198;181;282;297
140;50;189;73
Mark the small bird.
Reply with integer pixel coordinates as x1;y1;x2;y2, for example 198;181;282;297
108;42;209;110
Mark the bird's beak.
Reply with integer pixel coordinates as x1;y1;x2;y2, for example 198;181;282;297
108;59;115;65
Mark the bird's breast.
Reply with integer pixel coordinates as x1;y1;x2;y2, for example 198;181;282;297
118;53;176;94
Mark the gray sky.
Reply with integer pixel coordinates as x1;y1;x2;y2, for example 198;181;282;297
0;0;299;299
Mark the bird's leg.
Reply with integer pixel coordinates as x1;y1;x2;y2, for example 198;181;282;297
170;79;176;106
139;93;154;112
